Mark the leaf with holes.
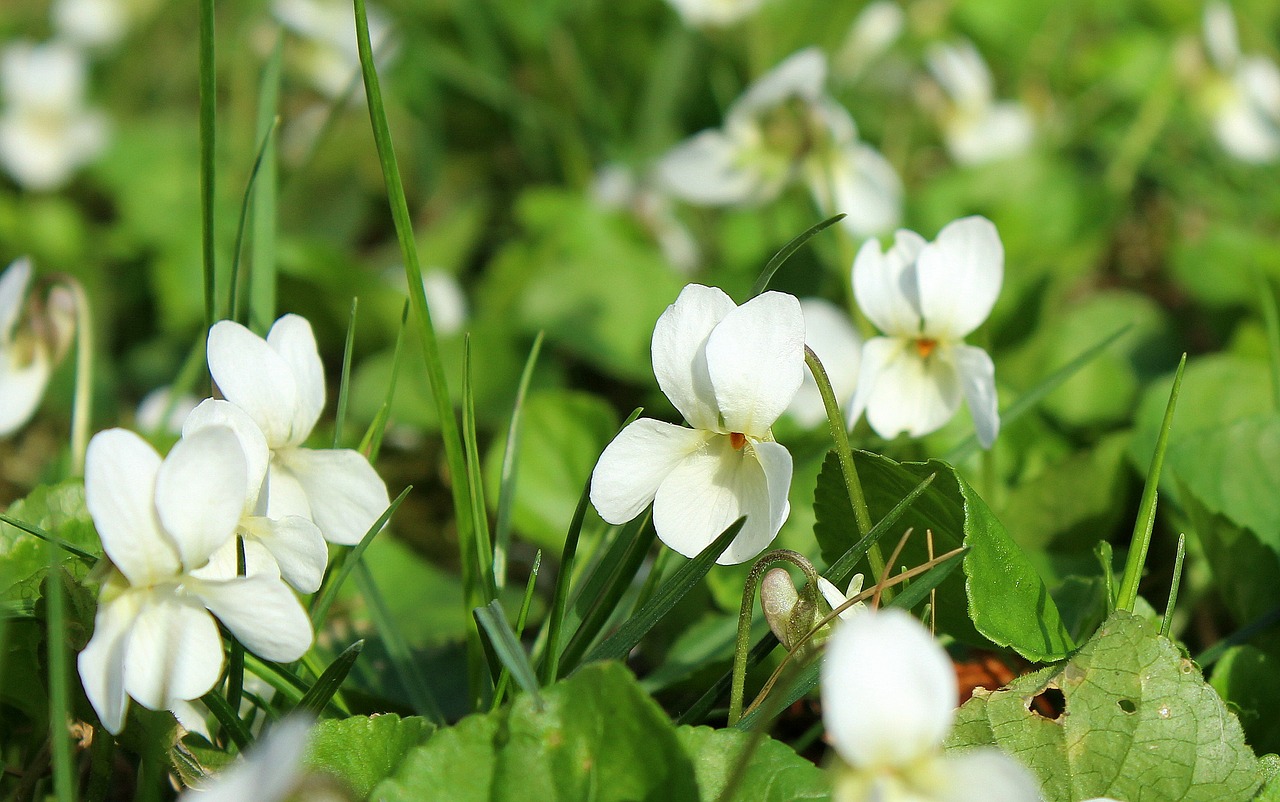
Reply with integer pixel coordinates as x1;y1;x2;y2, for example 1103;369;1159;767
947;610;1263;802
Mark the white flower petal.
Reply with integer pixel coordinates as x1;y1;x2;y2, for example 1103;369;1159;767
123;591;224;711
0;257;31;336
0;347;50;436
207;320;301;448
858;337;963;440
189;535;280;582
731;48;827;123
266;460;312;521
651;284;736;430
188;574;313;663
77;581;141;734
821;608;957;770
953;344;1000;449
1204;1;1240;71
916;216;1003;340
652;435;783;564
746;440;793;563
927;40;993;108
274;447;390;546
940;749;1043;802
242;515;329;594
155;426;248;571
266;315;326;446
178;717;313;802
787;298;862;428
183;399;271;514
656;130;760;206
818;573;864;620
85;429;180;586
812;143;902;237
852;232;925;337
590;418;714;525
705;291;805;436
169;698;213;741
946;103;1035;165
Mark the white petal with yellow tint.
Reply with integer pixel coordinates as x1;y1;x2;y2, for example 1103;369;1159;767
706;291;804;437
590;418;714;526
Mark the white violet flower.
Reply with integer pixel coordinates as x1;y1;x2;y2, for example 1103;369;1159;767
77;427;313;734
0;41;107;191
272;0;393;100
818;572;865;620
835;1;906;82
849;216;1002;448
821;608;1042;802
926;40;1034;165
207;314;391;546
176;718;344;801
52;0;129;50
0;258;75;436
657;48;902;238
786;298;861;428
663;0;767;28
1199;1;1280;163
590;284;804;565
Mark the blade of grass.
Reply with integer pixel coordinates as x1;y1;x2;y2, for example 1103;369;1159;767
45;556;74;802
1160;533;1186;638
310;486;411;632
360;300;409;462
585;518;744;666
353;560;444;723
1195;603;1280;667
201;690;252;750
353;0;480;706
462;336;497;602
749;214;846;298
293;640;363;716
199;0;217;331
333;298;358;449
248;35;283;334
1117;353;1186;612
947;326;1132;462
1;514;96;563
557;517;656;675
494;332;545;590
228;117;278;325
492;551;541;710
474;601;543;706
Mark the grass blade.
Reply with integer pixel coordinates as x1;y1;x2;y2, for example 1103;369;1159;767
228;117;278;324
201;690;252;750
1;514;96;564
824;472;936;587
310;485;411;632
1160;533;1186;638
492;551;541;710
248;35;283;334
360;300;409;462
1117;353;1186;612
1259;274;1280;412
294;640;364;716
333;298;358;449
353;0;480;707
474;601;543;706
584;518;744;665
44;557;74;802
749;214;846;298
199;0;217;331
354;560;444;723
947;326;1133;463
1194;603;1280;667
462;335;498;603
494;332;545;589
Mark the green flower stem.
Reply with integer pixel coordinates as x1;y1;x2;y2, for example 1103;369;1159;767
44;550;73;802
1117;354;1186;612
66;277;92;476
803;347;881;576
199;0;217;333
1160;533;1186;639
728;549;822;727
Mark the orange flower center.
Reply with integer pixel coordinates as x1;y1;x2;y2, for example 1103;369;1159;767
729;432;747;450
915;338;938;358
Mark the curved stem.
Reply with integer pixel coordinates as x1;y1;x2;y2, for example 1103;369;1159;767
66;277;92;477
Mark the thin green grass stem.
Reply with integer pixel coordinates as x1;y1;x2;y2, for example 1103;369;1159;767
360;300;409;462
1258;274;1280;412
494;332;545;590
353;559;444;723
66;278;92;476
333;298;358;449
462;336;497;602
1117;354;1186;612
45;550;75;802
199;0;217;333
228;118;278;325
248;37;283;333
1160;533;1186;639
492;551;541;711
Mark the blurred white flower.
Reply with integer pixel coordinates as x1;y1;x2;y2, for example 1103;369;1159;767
52;0;128;50
593;164;700;274
835;1;906;82
0;41;107;190
786;298;861;428
177;718;344;801
590;284;804;565
207;314;391;546
657;48;902;237
664;0;766;28
1199;1;1280;163
926;40;1033;165
382;266;470;337
184;399;329;594
0;259;54;435
818;572;865;620
136;386;200;435
272;0;393;99
77;427;313;734
849;216;1002;448
821;608;1041;802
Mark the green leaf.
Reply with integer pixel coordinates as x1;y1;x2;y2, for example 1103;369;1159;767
1171;414;1280;546
675;726;830;801
305;714;436;799
814;451;1074;660
0;481;100;600
372;663;699;801
948;610;1263;802
1211;645;1280;756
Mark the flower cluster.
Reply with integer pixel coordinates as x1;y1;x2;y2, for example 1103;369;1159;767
77;314;390;734
927;40;1034;165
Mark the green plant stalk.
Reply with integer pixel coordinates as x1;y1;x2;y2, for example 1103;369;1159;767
65;277;92;476
248;37;282;334
360;300;409;462
199;0;217;332
1117;354;1186;612
352;0;482;704
494;332;545;590
354;560;445;722
474;601;543;706
749;215;846;298
728;549;822;727
86;726;114;802
1104;64;1175;195
202;690;251;750
333;298;358;449
295;640;364;716
0;513;96;563
1160;533;1186;638
45;554;74;802
228;118;278;325
462;336;497;603
1258;273;1280;412
492;551;541;711
537;478;592;685
804;347;879;574
226;537;247;714
310;486;411;631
